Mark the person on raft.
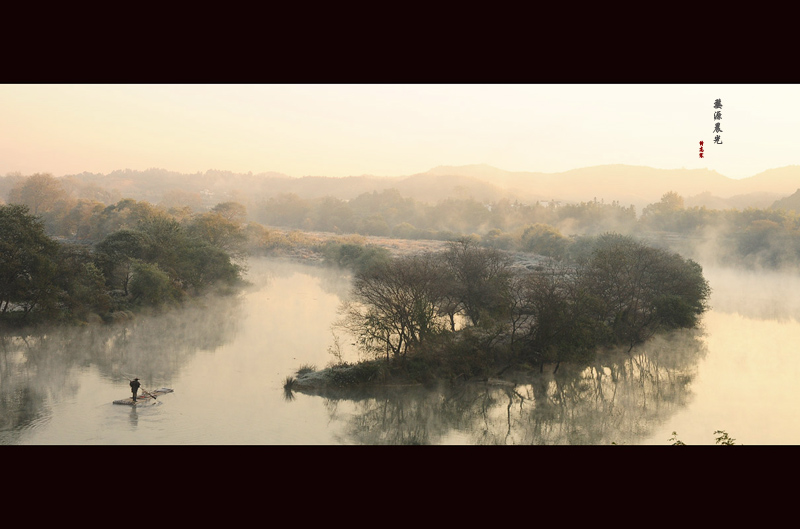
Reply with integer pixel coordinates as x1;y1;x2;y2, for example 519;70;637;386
130;378;141;402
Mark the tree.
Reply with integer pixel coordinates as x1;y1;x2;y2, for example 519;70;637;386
179;241;243;293
520;223;570;260
322;242;392;274
7;173;68;216
0;204;61;321
92;199;160;241
313;196;355;233
515;264;607;372
358;214;391;236
211;201;248;224
340;253;449;361
95;229;149;294
440;237;514;327
644;191;685;216
128;261;180;307
392;222;417;239
53;243;110;321
137;214;187;279
641;191;686;231
187;212;248;261
581;234;710;350
59;199;105;240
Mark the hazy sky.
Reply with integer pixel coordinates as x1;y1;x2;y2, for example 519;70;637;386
0;84;796;180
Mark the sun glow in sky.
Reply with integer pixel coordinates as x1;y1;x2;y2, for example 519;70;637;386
1;84;797;180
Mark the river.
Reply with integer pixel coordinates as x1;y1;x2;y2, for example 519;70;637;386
1;258;798;445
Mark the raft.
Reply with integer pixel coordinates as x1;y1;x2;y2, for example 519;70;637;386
113;388;174;406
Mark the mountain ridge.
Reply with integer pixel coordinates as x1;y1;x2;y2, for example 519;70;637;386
5;163;798;212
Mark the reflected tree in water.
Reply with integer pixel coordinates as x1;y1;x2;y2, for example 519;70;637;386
315;328;707;445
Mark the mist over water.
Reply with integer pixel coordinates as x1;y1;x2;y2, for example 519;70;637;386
1;257;798;444
701;266;800;322
638;264;800;445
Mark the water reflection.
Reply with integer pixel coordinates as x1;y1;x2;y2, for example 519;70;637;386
0;292;243;439
254;257;353;301
3;257;794;444
292;328;707;445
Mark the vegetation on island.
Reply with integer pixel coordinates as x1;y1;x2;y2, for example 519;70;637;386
286;234;710;391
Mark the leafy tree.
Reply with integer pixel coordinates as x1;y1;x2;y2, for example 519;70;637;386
0;204;61;321
186;211;248;261
643;191;685;216
357;214;391;236
92;199;160;241
483;228;515;250
128;260;180;307
581;234;710;350
211;201;248;224
137;214;187;278
641;191;686;231
392;222;417;239
555;200;636;234
520;223;570;260
53;243;110;321
349;189;419;230
734;219;793;268
95;229;149;294
313;196;356;233
59;199;106;240
179;241;243;294
322;242;392;274
7;173;68;216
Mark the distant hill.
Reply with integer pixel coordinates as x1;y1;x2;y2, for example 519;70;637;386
50;167;513;206
423;164;800;209
5;163;797;213
771;188;800;212
686;191;783;210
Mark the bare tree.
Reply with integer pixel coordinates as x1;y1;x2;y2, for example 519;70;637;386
339;252;449;361
440;237;514;327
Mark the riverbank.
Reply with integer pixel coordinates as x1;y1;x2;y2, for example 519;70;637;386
284;357;528;400
262;227;553;271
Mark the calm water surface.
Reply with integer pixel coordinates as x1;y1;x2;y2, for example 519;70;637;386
1;258;799;445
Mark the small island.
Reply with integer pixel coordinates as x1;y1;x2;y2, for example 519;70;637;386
285;234;711;394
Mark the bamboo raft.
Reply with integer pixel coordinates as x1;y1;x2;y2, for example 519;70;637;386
113;388;174;406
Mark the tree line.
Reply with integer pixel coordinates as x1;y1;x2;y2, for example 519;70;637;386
338;235;710;376
259;189;800;271
0;201;245;327
5;172;800;271
256;189;637;242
